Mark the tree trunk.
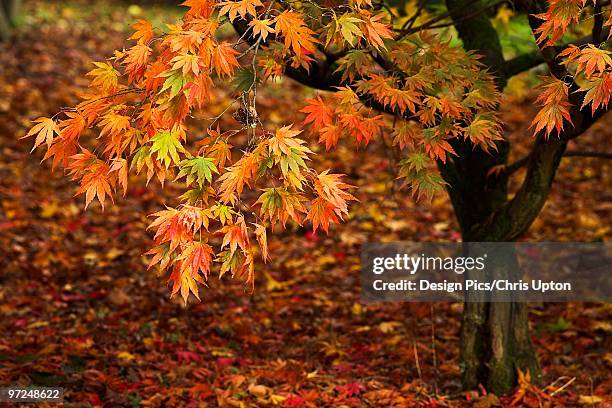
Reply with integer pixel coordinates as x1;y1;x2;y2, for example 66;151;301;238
459;244;540;393
440;0;542;394
437;121;543;396
460;301;540;392
438;138;542;395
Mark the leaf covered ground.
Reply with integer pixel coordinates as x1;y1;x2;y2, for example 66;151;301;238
0;1;611;406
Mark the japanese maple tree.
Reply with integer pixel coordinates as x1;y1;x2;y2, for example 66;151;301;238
25;0;611;394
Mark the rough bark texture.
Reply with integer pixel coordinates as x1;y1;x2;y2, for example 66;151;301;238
456;241;541;392
443;0;540;394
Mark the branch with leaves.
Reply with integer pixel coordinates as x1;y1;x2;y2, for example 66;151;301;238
466;0;612;240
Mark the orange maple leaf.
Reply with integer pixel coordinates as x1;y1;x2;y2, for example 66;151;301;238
213;42;240;77
24;117;59;151
307;197;341;233
178;241;214;279
314;170;357;217
130;19;155;44
123;43;152;75
181;0;216;18
253;223;269;261
301;96;334;131
530;77;573;137
249;18;275;42
216;152;260;203
219;217;250;254
364;13;394;51
580;72;611;114
318;124;343;150
273;11;319;58
575;45;612;77
217;0;263;22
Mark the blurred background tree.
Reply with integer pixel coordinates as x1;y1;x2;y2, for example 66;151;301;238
0;0;20;40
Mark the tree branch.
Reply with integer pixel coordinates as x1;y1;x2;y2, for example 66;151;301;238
504;35;593;78
232;19;419;120
502;149;612;176
398;0;426;34
565;150;612;159
504;154;532;175
466;0;611;240
470;109;608;240
404;0;507;37
592;0;604;43
445;0;507;87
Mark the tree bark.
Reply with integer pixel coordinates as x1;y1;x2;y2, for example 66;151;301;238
443;0;541;394
440;154;541;392
456;239;540;393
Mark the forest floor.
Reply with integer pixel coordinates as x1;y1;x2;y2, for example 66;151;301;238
0;1;611;407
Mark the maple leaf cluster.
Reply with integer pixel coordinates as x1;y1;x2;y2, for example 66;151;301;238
301;31;502;199
530;0;611;136
25;0;360;303
25;0;609;303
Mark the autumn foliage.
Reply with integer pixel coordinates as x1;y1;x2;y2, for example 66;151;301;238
25;0;611;304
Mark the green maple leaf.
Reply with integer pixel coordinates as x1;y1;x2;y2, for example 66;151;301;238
400;152;430;173
176;156;218;186
398;153;446;201
336;15;364;46
279;147;308;177
257;188;283;215
326;14;364;48
131;145;152;174
150;130;185;168
232;68;257;92
211;204;234;225
335;49;372;81
159;70;190;99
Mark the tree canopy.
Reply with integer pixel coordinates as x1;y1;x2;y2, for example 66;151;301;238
25;0;610;307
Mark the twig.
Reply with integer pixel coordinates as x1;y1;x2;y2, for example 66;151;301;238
401;0;427;33
549;376;576;397
413;341;423;381
396;0;503;40
430;304;438;396
505;153;532;175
